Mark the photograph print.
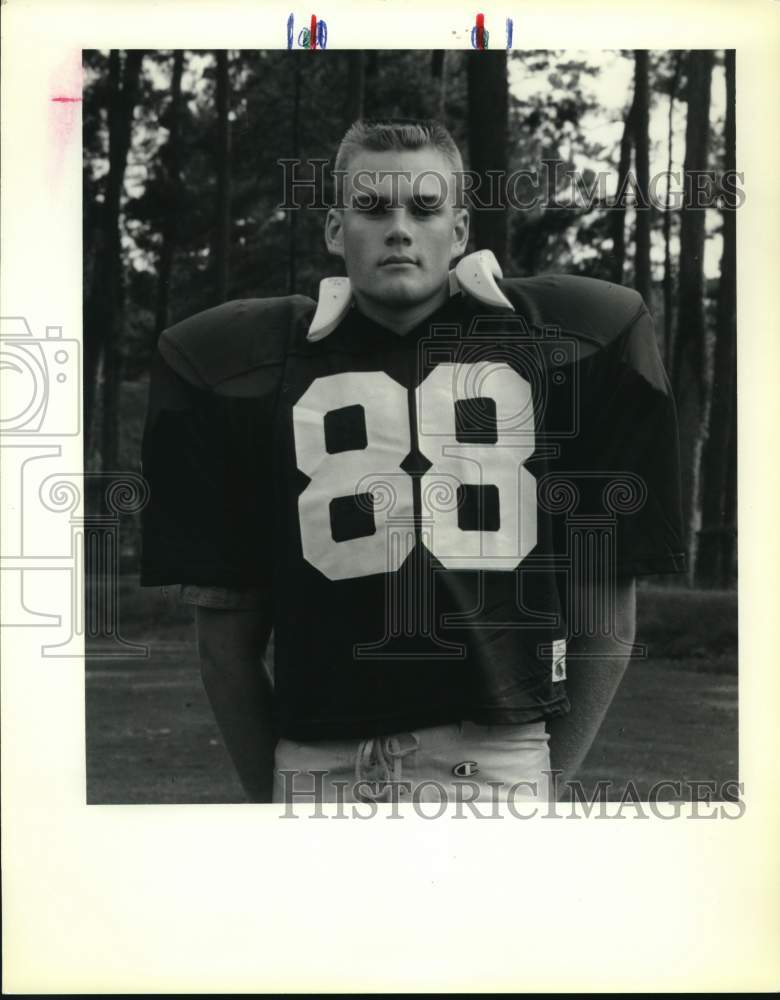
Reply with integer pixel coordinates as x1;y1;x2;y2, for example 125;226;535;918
82;47;739;809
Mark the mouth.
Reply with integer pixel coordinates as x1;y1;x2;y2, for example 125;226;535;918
380;256;417;267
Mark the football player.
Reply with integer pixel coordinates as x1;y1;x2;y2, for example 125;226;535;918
141;119;685;805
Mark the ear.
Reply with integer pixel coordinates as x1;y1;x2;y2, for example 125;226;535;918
324;208;345;258
449;207;470;264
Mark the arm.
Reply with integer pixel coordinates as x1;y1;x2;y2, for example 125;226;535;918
546;577;636;797
195;604;276;803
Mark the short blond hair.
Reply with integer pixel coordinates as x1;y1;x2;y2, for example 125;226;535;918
334;118;464;176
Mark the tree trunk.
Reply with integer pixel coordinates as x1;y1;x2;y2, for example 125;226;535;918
633;50;651;306
662;53;681;369
610;96;635;284
673;50;714;580
696;50;736;587
288;55;302;294
466;52;508;265
214;50;231;304
154;49;184;336
344;51;365;126
84;49;144;471
83;216;106;463
83;54;116;465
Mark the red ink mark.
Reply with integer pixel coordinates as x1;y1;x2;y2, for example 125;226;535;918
476;13;485;50
310;14;317;48
48;54;84;188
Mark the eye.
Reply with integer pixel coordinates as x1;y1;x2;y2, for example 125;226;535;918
411;199;442;217
353;195;385;215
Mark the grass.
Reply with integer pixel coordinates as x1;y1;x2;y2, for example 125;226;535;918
635;583;737;662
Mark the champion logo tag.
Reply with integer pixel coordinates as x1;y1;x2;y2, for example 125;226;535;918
552;638;567;681
453;760;479;777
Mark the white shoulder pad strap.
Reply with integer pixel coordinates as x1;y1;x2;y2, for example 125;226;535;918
454;249;514;310
307;276;352;343
307;250;513;342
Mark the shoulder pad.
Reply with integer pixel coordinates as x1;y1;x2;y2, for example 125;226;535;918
159;295;315;390
497;275;646;347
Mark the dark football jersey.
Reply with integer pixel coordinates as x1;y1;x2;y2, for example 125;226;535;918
141;277;686;740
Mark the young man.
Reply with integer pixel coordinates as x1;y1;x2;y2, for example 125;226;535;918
141;119;685;805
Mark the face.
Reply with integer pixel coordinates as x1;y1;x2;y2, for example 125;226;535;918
325;147;469;314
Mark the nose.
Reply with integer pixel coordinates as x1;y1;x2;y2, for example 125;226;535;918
384;209;413;246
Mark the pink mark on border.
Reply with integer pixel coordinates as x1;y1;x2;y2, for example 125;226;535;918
48;55;84;187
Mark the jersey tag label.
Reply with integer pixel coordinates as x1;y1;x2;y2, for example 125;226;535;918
552;639;567;681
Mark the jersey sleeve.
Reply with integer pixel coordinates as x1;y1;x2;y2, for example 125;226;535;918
559;297;687;577
139;345;272;590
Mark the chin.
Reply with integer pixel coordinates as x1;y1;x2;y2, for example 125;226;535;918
369;275;438;307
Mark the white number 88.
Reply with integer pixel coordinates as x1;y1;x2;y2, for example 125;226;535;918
293;363;537;581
